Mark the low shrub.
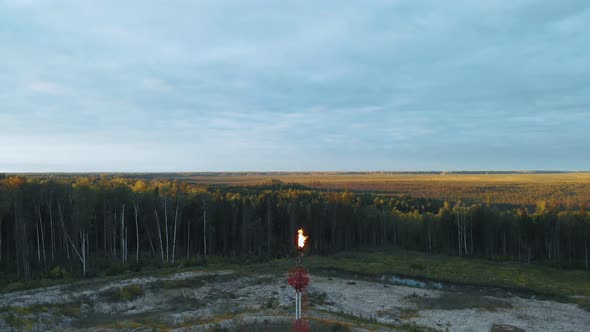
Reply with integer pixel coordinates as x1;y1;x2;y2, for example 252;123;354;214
48;266;70;279
104;284;145;302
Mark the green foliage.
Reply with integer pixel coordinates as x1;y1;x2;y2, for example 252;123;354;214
308;291;331;306
1;174;589;287
104;263;128;276
264;297;277;309
48;266;70;279
173;256;207;267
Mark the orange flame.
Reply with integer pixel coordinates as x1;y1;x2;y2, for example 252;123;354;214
297;228;308;249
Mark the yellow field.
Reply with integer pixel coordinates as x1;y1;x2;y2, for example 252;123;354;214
174;171;590;184
15;171;590;205
171;172;590;205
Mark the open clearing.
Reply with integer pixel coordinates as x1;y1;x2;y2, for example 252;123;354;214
124;171;590;205
1;269;588;331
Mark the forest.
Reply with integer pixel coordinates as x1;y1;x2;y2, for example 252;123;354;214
0;174;589;281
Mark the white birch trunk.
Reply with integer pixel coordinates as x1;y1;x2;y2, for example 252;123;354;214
164;198;169;263
134;203;139;262
172;201;178;264
63;229;86;277
203;206;208;257
125;223;129;262
0;216;2;263
457;212;461;256
36;222;41;264
37;205;46;266
49;196;55;262
267;199;271;256
463;219;467;256
187;219;190;259
103;203;106;256
81;232;86;276
57;202;70;260
155;209;164;263
113;210;117;258
585;241;588;272
121;204;125;263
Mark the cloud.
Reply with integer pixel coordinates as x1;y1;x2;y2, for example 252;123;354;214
142;78;172;91
27;80;67;95
1;0;589;171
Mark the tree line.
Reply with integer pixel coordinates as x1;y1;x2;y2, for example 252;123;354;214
0;176;588;280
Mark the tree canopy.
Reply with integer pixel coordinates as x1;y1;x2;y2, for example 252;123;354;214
0;176;588;280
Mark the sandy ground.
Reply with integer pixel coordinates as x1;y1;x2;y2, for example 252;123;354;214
0;270;588;331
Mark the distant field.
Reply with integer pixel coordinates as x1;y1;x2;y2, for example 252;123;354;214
165;172;590;206
9;171;590;205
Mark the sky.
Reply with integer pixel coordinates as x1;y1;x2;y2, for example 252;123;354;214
1;0;589;172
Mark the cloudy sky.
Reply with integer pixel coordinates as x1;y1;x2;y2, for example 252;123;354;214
1;0;589;172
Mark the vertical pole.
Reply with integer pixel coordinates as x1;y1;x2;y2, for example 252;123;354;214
300;292;302;331
296;292;299;319
299;292;302;319
299;292;301;319
297;292;300;319
297;291;301;331
297;249;302;329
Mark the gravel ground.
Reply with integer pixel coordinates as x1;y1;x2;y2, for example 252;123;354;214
0;270;588;331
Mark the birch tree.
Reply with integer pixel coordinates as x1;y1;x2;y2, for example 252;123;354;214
131;180;148;262
70;178;96;277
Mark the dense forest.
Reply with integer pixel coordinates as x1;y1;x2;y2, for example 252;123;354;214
0;175;589;281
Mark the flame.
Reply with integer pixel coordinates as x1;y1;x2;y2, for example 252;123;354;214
297;228;308;249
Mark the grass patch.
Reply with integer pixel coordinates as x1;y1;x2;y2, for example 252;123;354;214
316;308;436;331
207;321;294;332
573;297;590;311
309;321;353;332
55;303;82;317
398;307;420;319
308;290;332;306
154;277;202;290
0;305;45;330
12;304;50;315
204;290;238;302
3;312;33;329
399;322;442;332
0;277;78;294
265;297;279;309
491;324;525;332
303;250;590;302
102;284;145;302
407;292;512;312
0;302;81;321
82;317;170;330
147;271;242;293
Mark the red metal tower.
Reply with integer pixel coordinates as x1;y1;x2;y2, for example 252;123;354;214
288;229;310;332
